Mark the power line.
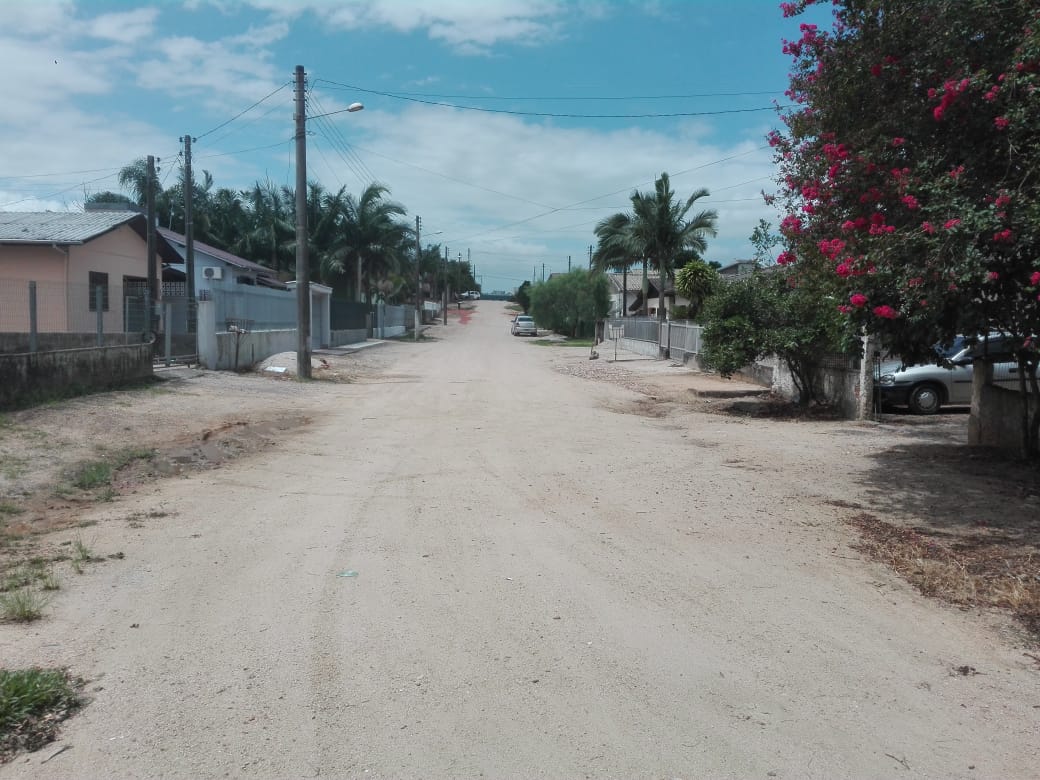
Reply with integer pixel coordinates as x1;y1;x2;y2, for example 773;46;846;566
317;84;784;101
0;171;121;208
306;90;379;184
195;81;292;140
195;139;294;160
310;81;786;119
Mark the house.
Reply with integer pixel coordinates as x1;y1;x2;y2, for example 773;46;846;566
718;259;759;278
0;210;181;335
158;228;287;293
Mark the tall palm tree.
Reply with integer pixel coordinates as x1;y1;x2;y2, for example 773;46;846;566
237;180;295;274
322;183;409;303
592;212;644;316
629;172;718;323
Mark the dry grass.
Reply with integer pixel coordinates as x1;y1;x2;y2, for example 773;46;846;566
849;513;1040;636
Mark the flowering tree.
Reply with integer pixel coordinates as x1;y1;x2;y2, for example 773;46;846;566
773;0;1040;452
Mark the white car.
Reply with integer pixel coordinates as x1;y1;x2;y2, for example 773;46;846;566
511;315;537;337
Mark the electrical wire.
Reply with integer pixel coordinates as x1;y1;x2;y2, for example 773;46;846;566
0;171;120;208
194;81;291;140
306;90;378;183
310;79;787;119
317;84;784;101
195;139;294;160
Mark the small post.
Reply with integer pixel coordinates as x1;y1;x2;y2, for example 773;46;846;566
164;302;173;367
95;285;104;346
28;281;38;353
857;331;876;420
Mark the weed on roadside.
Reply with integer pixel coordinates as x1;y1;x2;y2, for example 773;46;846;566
0;589;49;622
66;447;155;495
0;503;24;517
849;513;1040;638
0;667;83;762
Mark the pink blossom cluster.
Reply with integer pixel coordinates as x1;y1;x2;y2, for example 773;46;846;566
780;214;804;235
993;229;1014;243
930;77;971;121
873;305;899;319
777;250;797;266
817;237;845;259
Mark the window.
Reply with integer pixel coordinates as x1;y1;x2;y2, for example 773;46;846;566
88;272;109;312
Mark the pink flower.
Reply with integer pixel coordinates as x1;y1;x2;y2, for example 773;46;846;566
835;262;853;277
907;277;923;287
777;250;797;266
921;222;935;234
870;64;883;77
850;293;868;307
994;193;1011;208
984;86;1000;102
949;165;965;179
780;215;803;235
891;137;906;147
988;271;1001;280
1030;271;1040;285
901;195;920;210
873;305;899;319
943;218;961;230
995;116;1009;130
780;2;797;18
841;220;857;232
993;229;1013;243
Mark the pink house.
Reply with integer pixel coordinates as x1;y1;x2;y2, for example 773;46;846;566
0;211;180;334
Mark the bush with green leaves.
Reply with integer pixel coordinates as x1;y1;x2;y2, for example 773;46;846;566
701;270;844;405
528;270;610;338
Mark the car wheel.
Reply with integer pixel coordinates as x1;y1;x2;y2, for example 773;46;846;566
908;383;943;415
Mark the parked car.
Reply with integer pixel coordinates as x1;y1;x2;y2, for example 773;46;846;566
467;290;481;300
511;315;537;336
877;335;1025;414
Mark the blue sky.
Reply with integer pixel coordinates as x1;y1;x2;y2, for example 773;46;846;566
0;1;829;292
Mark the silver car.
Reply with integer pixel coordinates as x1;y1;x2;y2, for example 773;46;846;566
878;335;1024;414
511;315;537;337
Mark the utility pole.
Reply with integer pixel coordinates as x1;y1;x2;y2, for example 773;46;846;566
533;265;536;283
414;215;422;341
442;244;448;325
568;255;571;272
589;244;593;268
181;133;196;319
293;64;312;379
542;263;546;282
145;155;158;336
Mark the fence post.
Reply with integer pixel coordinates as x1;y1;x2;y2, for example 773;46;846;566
28;281;38;354
164;302;173;367
95;286;104;347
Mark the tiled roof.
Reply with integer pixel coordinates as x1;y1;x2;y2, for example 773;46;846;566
158;228;275;276
0;211;142;244
605;272;660;293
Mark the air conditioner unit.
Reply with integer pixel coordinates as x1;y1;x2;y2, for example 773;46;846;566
203;267;223;280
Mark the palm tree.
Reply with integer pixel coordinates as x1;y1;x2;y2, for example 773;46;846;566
322;183;409;303
629;172;718;324
592;212;644;316
237;180;295;274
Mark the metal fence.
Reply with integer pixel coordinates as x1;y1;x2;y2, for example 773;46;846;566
331;299;373;330
607;317;661;345
667;321;703;360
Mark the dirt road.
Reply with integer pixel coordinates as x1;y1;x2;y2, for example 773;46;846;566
2;302;1038;778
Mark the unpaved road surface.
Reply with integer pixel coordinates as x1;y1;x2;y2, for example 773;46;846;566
2;302;1038;778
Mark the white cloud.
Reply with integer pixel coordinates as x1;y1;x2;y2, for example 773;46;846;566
86;8;159;44
241;0;570;51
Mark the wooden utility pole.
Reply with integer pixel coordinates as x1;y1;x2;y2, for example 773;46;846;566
145;155;158;335
181;134;195;306
294;64;312;379
414;215;422;341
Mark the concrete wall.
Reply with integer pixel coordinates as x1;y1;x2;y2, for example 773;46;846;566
969;360;1039;453
0;332;135;353
197;300;296;370
331;329;367;346
0;343;153;410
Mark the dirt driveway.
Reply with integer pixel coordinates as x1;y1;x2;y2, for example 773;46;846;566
1;302;1038;778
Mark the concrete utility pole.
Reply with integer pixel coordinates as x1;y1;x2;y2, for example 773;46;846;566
414;215;422;341
442;245;448;326
542;263;546;282
568;255;571;272
294;64;312;379
146;155;158;336
180;133;198;326
589;244;593;268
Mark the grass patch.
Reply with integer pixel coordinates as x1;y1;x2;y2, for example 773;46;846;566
849;513;1040;636
0;456;29;481
531;338;596;347
0;589;48;622
68;447;155;493
0;667;83;762
0;503;24;517
1;562;58;594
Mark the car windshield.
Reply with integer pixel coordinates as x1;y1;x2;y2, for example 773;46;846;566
935;337;966;359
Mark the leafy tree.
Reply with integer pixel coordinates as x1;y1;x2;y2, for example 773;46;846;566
701;270;843;406
84;191;133;208
529;270;610;337
592;211;645;315
514;280;532;313
674;259;720;321
750;219;781;265
774;0;1040;450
